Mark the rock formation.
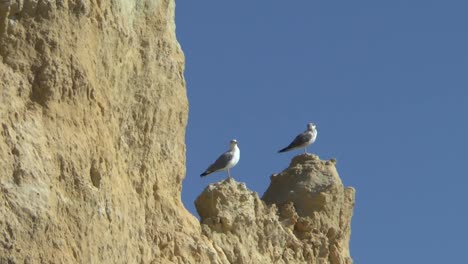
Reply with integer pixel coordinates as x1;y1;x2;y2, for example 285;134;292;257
196;154;355;264
0;0;355;263
263;154;355;264
0;0;197;263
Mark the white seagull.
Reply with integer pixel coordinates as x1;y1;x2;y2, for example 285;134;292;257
278;123;317;154
200;139;240;178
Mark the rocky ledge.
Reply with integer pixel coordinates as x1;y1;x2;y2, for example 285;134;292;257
195;154;355;264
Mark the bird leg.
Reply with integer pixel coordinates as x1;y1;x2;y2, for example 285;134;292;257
304;147;307;154
227;168;231;179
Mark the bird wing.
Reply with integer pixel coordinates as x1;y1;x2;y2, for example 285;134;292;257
287;131;312;148
205;151;233;172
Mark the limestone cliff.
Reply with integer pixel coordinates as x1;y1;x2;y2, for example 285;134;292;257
0;1;354;263
1;0;197;263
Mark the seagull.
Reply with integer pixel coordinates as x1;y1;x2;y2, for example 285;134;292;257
278;123;317;154
200;139;240;178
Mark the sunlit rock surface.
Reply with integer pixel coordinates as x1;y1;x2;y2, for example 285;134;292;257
0;0;354;262
196;154;355;264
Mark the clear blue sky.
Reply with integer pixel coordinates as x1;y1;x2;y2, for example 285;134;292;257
175;1;468;263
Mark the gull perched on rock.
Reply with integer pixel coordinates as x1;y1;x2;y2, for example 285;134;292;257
201;139;240;178
278;123;317;154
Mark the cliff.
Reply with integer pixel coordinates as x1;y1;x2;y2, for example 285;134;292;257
0;1;354;263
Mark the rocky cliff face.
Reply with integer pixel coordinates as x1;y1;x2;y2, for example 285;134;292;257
0;1;354;263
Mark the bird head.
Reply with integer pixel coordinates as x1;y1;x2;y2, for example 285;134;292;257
307;123;316;131
230;139;238;148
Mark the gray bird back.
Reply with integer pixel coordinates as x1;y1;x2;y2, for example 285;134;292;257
207;152;233;171
289;131;313;147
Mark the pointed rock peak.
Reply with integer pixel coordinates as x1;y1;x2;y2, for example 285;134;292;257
289;153;337;167
263;154;350;217
194;153;355;264
290;153;321;165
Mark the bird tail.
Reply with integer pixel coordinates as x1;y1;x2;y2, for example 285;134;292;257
200;171;211;177
278;147;290;153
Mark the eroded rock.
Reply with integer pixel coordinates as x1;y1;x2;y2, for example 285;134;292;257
195;154;355;264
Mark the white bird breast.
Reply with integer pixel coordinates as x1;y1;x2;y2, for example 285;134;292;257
228;146;240;169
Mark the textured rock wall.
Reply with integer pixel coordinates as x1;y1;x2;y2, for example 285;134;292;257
0;0;200;263
0;1;355;263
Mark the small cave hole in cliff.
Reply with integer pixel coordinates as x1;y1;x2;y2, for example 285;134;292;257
90;160;101;188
